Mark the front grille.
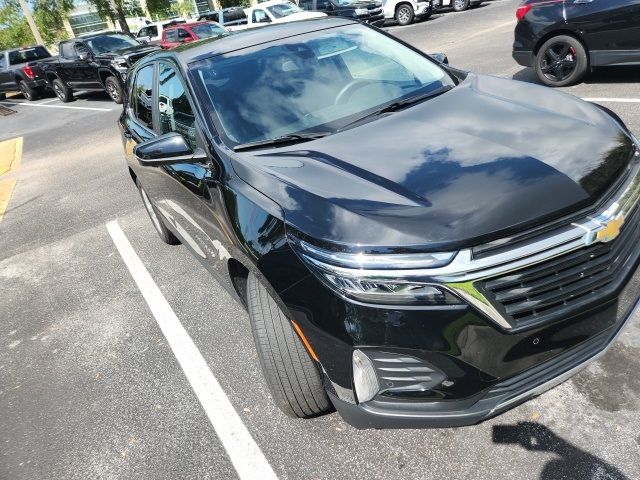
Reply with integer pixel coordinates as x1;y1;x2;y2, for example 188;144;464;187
479;202;640;329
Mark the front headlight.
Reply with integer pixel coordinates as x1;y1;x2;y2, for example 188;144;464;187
292;238;462;306
111;57;128;71
354;7;369;15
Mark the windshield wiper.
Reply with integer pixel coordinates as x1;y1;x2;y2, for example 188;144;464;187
337;85;453;132
233;132;331;152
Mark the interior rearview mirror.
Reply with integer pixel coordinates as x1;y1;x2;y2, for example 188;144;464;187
134;132;207;166
430;52;449;65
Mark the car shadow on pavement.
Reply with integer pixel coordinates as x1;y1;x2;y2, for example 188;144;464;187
512;66;640;86
492;422;630;480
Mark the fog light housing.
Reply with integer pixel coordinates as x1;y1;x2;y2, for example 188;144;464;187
353;350;379;403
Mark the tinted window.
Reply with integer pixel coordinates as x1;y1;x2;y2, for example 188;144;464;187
149;26;159;37
299;0;314;10
178;28;192;40
137;27;148;37
192;25;452;145
158;63;196;148
133;64;154;129
8;46;51;65
60;43;76;59
165;29;178;42
252;9;270;23
190;23;226;39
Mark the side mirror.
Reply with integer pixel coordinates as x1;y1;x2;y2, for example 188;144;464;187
430;52;449;65
78;52;90;61
183;36;195;43
134;132;207;166
259;16;271;23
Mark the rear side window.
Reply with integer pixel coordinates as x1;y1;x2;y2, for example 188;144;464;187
252;9;270;23
149;26;159;38
165;29;178;42
60;43;76;59
133;64;154;129
158;62;197;148
8;46;50;65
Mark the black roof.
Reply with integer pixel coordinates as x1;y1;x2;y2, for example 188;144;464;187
152;17;357;66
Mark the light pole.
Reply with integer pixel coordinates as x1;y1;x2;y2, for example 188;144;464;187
17;0;45;45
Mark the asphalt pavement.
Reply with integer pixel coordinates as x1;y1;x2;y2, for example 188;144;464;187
1;1;639;478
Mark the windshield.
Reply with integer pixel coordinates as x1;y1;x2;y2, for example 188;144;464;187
8;46;50;65
85;34;140;53
266;2;303;18
191;23;226;38
192;25;454;146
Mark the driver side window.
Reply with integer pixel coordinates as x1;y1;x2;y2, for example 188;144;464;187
157;62;197;149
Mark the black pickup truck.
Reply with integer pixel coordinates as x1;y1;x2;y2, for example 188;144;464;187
41;32;158;104
0;46;57;101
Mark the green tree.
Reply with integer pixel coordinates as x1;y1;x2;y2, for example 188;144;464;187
85;0;131;33
0;0;35;49
33;0;74;45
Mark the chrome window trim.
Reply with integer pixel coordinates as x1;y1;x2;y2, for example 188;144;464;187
295;153;640;330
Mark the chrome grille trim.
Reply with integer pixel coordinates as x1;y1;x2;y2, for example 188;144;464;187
294;151;640;330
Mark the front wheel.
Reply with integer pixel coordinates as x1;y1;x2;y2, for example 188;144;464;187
52;78;73;103
137;181;180;245
453;0;470;11
395;4;415;26
247;273;331;418
535;35;588;87
105;76;124;104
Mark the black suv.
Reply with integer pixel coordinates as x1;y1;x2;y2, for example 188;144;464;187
42;33;158;104
119;19;640;429
513;0;640;87
299;0;385;26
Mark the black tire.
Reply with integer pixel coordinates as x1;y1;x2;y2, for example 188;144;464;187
453;0;470;11
18;80;41;101
247;273;331;418
395;3;415;26
535;35;588;87
136;180;180;245
52;78;73;103
105;76;124;104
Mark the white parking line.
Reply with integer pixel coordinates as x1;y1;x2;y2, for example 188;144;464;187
106;220;278;480
581;98;640;103
0;101;111;112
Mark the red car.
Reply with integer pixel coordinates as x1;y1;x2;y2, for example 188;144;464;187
161;21;227;49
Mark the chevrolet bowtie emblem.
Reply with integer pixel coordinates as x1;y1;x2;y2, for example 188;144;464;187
594;215;625;244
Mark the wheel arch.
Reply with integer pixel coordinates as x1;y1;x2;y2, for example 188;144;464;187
533;29;588;58
395;1;414;13
98;68;119;87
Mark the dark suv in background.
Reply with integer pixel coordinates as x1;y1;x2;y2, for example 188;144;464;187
299;0;385;26
42;32;158;104
513;0;640;86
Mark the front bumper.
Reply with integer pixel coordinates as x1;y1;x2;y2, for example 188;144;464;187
330;272;640;428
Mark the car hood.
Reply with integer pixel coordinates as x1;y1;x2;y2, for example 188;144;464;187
230;74;637;251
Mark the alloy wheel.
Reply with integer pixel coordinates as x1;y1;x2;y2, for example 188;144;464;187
19;83;31;100
540;42;577;82
53;83;64;101
140;186;163;234
454;0;466;9
397;6;411;23
107;82;120;102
